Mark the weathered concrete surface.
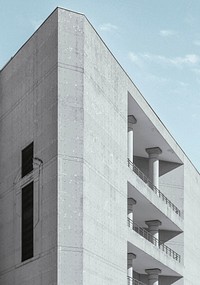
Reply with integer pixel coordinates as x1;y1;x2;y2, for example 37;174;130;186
57;9;84;285
183;158;200;285
0;9;58;285
83;17;128;284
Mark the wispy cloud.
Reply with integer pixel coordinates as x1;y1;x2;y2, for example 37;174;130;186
99;23;118;32
159;29;176;37
128;52;140;64
192;68;200;75
194;40;200;46
171;54;200;65
177;81;189;87
185;14;197;26
129;52;200;67
146;73;169;84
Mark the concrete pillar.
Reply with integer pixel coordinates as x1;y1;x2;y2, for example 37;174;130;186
127;198;137;222
145;269;161;285
146;147;162;189
128;115;137;163
127;253;136;279
145;220;162;245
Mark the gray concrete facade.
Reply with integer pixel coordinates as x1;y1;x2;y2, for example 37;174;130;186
0;7;199;285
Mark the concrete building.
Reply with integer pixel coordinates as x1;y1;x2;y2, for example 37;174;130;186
0;7;199;285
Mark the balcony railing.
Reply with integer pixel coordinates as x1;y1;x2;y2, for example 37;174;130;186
127;276;146;285
128;218;181;263
127;159;181;217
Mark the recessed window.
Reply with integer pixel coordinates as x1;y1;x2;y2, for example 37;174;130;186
21;182;34;262
21;142;33;177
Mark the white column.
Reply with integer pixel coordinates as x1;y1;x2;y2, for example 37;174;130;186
145;220;162;246
128;198;137;222
127;253;136;279
145;269;161;285
128;115;137;163
146;147;162;189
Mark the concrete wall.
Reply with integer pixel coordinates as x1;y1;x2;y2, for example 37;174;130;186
0;9;58;285
56;9;192;285
83;15;128;285
183;158;200;285
57;9;85;285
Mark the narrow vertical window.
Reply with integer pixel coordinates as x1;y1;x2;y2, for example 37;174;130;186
21;182;34;261
21;142;33;178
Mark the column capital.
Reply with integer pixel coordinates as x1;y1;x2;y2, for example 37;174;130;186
145;268;161;275
128;198;137;206
127;253;136;268
146;147;162;158
128;115;137;129
128;253;136;261
128;115;137;124
145;220;162;227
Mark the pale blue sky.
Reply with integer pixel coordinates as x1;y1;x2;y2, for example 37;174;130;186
1;0;200;171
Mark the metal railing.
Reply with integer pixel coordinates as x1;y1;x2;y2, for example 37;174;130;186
127;276;146;285
127;159;181;217
128;218;181;263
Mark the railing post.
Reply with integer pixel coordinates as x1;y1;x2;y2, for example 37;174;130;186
127;277;146;285
127;218;181;263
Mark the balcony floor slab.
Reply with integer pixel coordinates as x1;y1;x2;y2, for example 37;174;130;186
128;228;183;277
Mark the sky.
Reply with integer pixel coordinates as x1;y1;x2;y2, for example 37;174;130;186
1;0;200;171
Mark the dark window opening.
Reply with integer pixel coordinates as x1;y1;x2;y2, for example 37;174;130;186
22;142;33;177
22;182;34;262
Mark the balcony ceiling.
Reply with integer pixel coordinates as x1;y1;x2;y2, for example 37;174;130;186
128;94;183;164
128;182;183;232
128;241;183;277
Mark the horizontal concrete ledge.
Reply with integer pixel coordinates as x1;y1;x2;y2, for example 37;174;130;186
127;228;183;277
127;168;184;232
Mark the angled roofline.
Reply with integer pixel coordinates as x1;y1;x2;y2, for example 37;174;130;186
0;6;199;174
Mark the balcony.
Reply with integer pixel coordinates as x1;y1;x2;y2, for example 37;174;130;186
127;276;146;285
127;159;181;217
128;218;181;263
